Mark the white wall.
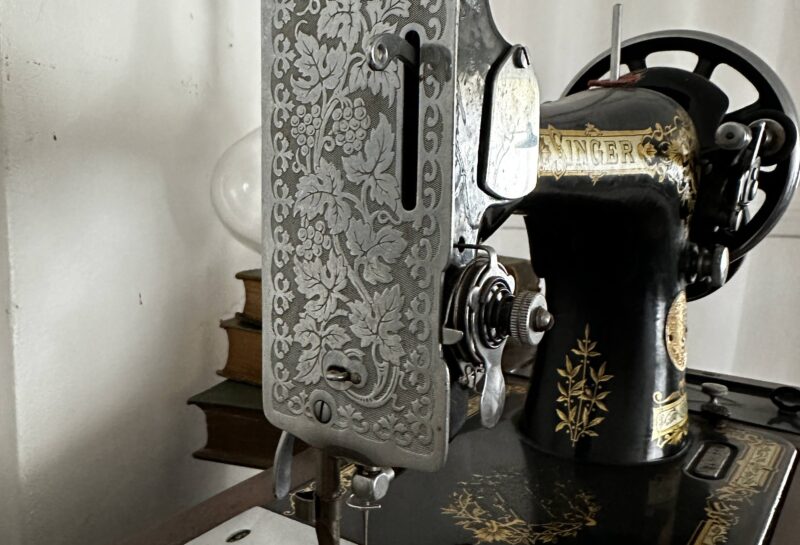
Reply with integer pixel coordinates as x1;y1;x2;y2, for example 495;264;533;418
0;2;798;545
0;2;261;544
489;0;800;386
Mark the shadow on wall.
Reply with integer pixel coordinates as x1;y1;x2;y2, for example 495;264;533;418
7;2;260;545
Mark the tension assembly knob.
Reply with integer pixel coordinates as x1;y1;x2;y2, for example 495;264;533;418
444;245;552;428
508;292;553;346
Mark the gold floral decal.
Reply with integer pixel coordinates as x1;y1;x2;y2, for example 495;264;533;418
665;291;688;371
651;388;689;448
441;471;599;544
691;428;785;544
555;325;613;446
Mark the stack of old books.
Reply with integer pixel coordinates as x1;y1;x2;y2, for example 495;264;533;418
188;270;301;469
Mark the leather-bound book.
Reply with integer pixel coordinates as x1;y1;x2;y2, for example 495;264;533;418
218;318;262;386
235;269;262;326
189;380;304;469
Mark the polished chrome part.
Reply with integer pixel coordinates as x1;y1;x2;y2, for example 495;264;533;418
273;431;295;500
263;0;461;472
684;244;730;288
367;33;418;71
610;4;623;80
346;466;396;545
716;121;753;151
445;246;513;428
349;466;396;506
752;118;787;157
509;292;552;346
445;245;550;428
442;328;464;346
701;246;730;288
480;45;540;200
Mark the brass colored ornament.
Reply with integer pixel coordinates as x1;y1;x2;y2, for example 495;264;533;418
651;389;689;448
666;291;688;372
691;428;785;544
442;471;599;544
555;325;613;446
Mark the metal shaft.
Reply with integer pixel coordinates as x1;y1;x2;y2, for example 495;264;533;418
315;452;342;545
610;4;623;80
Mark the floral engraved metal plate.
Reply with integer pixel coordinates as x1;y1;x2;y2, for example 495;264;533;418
262;0;457;471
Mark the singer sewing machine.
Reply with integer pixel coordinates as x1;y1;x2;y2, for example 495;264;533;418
254;1;800;544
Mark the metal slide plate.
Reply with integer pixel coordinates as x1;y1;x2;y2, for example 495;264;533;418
262;0;457;471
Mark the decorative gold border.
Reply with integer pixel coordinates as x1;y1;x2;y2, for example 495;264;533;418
651;388;689;448
691;427;785;544
442;471;599;544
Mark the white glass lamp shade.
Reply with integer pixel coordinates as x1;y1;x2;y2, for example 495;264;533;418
210;128;262;252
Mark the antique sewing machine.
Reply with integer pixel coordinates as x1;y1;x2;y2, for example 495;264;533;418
256;1;800;544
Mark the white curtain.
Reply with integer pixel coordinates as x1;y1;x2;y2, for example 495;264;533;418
489;0;800;385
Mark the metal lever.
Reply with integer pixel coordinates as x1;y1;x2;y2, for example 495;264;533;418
610;4;623;80
446;245;552;428
367;33;419;71
273;431;295;500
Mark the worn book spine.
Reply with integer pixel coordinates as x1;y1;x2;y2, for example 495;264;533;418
235;269;262;327
188;380;305;469
217;318;262;386
193;405;282;469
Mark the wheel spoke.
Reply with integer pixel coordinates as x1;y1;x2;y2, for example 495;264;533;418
724;100;763;123
693;57;719;78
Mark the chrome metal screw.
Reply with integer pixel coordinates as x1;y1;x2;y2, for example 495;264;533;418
313;399;332;424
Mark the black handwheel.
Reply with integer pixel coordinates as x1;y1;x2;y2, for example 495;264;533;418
564;30;799;297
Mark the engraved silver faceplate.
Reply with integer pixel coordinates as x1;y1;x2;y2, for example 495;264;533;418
262;0;535;472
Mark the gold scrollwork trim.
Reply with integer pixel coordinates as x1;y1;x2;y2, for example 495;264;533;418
691;428;785;544
555;325;613;446
651;389;689;448
538;115;697;207
666;291;688;371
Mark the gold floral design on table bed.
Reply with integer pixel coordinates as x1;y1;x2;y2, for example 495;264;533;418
555;325;613;446
442;471;599;544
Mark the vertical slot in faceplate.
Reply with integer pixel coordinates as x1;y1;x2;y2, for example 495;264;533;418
401;30;421;212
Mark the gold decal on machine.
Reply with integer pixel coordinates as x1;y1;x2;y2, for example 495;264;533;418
538;115;697;206
691;428;784;544
666;291;688;371
651;389;689;448
555;325;613;446
442;471;599;543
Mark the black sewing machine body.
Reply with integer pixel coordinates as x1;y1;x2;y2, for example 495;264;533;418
521;86;695;465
